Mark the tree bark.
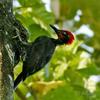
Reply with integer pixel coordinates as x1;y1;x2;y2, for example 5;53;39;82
0;0;14;100
0;0;28;100
0;34;4;99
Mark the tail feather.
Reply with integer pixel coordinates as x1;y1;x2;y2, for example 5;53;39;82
14;72;23;90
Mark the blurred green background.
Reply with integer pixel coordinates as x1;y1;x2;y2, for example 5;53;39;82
13;0;100;100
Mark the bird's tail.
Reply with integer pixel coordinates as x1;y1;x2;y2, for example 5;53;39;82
14;72;23;90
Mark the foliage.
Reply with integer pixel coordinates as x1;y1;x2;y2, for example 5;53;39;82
14;0;100;100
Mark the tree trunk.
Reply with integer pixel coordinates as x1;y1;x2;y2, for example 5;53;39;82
0;0;14;99
0;0;28;99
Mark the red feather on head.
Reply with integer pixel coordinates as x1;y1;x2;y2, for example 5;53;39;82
64;30;74;44
49;25;74;45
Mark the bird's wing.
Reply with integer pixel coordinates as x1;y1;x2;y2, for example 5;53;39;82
22;37;55;75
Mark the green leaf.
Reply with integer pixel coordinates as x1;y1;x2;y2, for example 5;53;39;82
42;82;84;100
78;63;100;77
28;24;50;41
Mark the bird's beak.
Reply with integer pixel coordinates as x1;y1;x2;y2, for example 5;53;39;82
50;25;59;34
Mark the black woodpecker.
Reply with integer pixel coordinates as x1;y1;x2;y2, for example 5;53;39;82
14;25;74;89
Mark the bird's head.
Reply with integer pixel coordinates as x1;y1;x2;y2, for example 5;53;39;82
50;25;74;45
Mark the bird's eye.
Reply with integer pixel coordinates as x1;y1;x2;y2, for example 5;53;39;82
63;32;66;35
65;34;70;40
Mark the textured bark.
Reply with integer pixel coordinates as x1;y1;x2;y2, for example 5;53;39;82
0;0;28;100
0;0;14;100
0;34;3;99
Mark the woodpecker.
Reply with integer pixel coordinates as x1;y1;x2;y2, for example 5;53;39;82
14;25;74;89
